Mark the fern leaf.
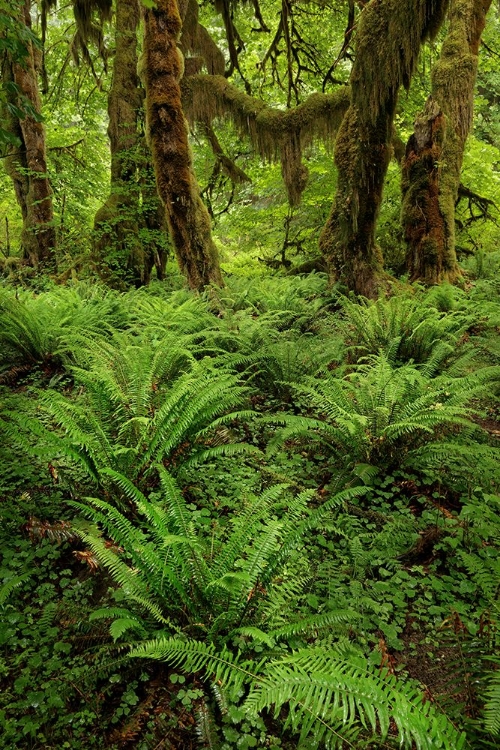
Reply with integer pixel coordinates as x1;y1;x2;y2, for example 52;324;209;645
484;666;500;736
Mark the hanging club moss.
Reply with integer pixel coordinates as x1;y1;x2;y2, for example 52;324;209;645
144;0;223;291
180;0;225;76
319;0;449;298
402;0;493;285
181;75;350;207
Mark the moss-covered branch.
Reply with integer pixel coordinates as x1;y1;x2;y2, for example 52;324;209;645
181;74;349;205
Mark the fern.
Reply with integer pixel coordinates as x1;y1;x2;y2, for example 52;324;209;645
245;334;344;401
0;573;30;606
0;285;127;379
128;636;466;749
72;471;369;652
245;648;467;749
339;293;470;372
196;700;222;749
31;337;251;488
268;354;499;475
484;666;500;736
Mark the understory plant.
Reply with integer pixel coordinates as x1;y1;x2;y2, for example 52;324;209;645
72;468;465;749
267;354;499;479
0;285;127;381
339;293;471;371
15;332;254;491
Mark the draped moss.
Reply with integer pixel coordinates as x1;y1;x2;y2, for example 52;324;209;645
181;75;350;206
319;0;449;298
41;0;112;65
180;0;225;76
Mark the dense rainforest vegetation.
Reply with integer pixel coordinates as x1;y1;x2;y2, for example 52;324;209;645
1;0;500;747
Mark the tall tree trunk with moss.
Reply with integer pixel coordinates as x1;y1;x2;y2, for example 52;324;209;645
93;0;146;286
402;0;492;284
143;0;223;291
319;0;449;298
1;0;55;268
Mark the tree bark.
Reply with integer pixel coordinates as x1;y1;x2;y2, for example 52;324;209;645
1;0;55;268
143;0;223;291
402;0;492;285
93;0;145;287
319;0;449;297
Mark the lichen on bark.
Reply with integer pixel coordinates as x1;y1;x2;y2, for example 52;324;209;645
143;0;223;291
402;0;492;284
319;0;449;297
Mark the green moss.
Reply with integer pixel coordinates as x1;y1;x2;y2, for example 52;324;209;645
319;1;450;297
403;0;492;284
144;0;223;290
181;74;349;205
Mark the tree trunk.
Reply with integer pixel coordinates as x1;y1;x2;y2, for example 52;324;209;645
1;0;55;268
143;0;223;291
140;150;170;284
319;0;449;297
93;0;145;287
402;0;492;284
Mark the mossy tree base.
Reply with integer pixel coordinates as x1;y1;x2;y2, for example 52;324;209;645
93;0;157;287
319;107;391;298
402;99;461;285
93;191;145;288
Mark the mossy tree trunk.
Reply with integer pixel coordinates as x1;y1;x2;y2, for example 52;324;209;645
93;0;145;286
139;147;170;284
143;0;223;291
319;0;449;298
402;0;492;284
1;0;55;268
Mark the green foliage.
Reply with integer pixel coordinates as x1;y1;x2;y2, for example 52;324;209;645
73;469;365;640
71;466;462;748
484;668;500;737
0;0;42;147
338;293;470;372
0;284;128;379
268;353;498;477
0;0;499;745
0;504;103;747
129;637;465;749
32;336;252;487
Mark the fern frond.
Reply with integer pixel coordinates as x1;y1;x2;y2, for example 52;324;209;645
0;573;30;606
245;649;467;749
129;637;255;695
196;700;222;749
484;666;500;736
